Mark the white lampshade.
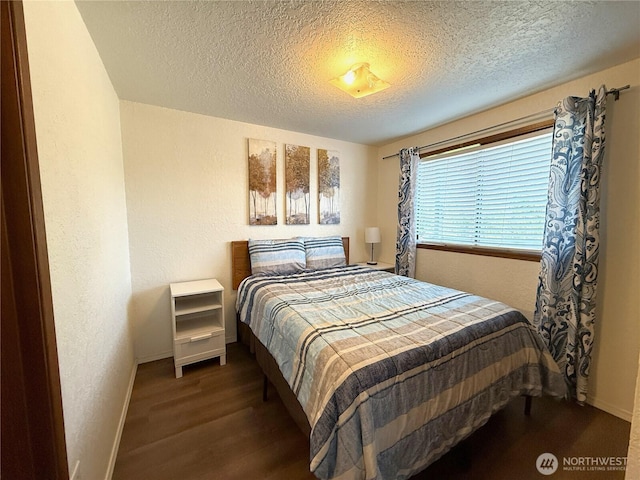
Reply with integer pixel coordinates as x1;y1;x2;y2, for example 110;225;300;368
365;227;381;244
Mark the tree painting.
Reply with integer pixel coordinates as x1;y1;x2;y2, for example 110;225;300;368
248;139;277;225
285;144;310;225
318;149;340;224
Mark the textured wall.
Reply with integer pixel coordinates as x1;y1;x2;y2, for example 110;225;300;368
377;59;640;421
628;350;640;478
120;101;378;362
589;64;640;422
23;2;135;479
415;250;541;320
628;351;640;478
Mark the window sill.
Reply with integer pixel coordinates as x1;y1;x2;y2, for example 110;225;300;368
417;243;541;262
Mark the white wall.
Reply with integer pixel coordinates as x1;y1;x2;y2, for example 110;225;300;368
23;2;135;479
120;101;378;362
627;349;640;479
377;59;640;421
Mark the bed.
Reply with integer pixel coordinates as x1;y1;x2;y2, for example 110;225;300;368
233;236;566;480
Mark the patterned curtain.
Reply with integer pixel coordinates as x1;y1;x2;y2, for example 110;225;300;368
534;86;607;404
395;147;419;277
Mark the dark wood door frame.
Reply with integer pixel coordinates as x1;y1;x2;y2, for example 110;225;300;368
1;1;69;478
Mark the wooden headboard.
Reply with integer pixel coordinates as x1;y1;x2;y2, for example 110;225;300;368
231;237;350;290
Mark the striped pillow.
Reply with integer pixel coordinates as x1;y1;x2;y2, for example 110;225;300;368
248;238;306;275
303;236;346;270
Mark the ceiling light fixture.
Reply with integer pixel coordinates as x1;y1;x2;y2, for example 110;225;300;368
329;63;390;99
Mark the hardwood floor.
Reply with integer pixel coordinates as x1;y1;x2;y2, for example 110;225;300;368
114;343;631;480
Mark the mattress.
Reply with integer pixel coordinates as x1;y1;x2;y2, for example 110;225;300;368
237;265;566;480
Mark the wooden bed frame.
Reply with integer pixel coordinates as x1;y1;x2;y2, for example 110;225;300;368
231;237;350;290
231;236;531;449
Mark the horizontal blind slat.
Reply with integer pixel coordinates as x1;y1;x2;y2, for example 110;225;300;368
416;131;551;250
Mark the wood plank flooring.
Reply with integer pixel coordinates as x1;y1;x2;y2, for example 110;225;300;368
114;343;631;480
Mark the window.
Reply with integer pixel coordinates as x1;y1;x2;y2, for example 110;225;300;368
415;129;552;255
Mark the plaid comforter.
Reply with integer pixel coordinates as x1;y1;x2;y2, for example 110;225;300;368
237;266;566;480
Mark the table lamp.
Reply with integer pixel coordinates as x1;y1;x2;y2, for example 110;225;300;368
365;227;381;265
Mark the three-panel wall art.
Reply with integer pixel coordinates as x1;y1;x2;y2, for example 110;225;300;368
248;138;340;226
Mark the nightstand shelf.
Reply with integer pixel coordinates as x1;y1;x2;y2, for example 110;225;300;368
170;279;226;378
174;295;222;317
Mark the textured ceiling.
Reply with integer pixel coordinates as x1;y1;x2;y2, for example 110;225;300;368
75;1;640;146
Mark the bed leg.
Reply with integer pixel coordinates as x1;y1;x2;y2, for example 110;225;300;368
262;374;268;402
452;440;472;471
524;395;532;416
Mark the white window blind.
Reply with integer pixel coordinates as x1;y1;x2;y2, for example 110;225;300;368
416;131;552;251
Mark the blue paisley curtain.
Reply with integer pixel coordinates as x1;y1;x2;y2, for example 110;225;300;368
534;86;607;404
395;147;419;277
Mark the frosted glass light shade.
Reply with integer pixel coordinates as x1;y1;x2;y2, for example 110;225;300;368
329;63;390;99
365;227;381;244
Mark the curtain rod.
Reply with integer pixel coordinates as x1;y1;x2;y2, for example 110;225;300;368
382;84;631;160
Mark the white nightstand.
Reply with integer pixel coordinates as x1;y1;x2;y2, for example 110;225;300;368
170;279;226;378
355;262;395;273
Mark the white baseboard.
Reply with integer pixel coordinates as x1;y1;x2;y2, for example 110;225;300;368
70;460;80;480
587;395;632;422
105;359;138;480
136;341;238;364
136;350;173;364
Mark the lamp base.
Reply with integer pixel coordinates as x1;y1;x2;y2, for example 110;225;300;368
366;261;378;265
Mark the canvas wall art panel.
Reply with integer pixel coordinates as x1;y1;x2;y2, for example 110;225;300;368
318;149;340;224
248;138;277;225
285;144;310;225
